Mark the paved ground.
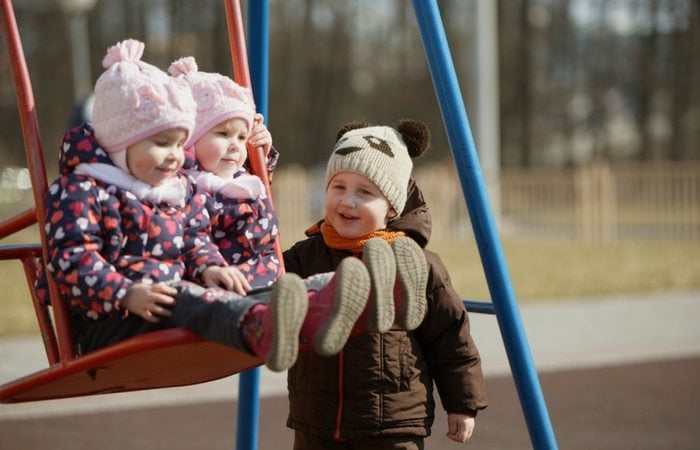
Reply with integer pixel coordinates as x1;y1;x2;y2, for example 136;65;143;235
1;290;699;449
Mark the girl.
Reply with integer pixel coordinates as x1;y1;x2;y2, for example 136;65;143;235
41;39;373;372
168;56;279;289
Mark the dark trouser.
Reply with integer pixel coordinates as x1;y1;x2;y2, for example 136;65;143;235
72;281;270;355
293;431;424;450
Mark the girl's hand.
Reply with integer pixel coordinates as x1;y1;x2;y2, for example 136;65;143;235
202;265;251;296
446;413;475;443
121;283;177;323
248;113;273;158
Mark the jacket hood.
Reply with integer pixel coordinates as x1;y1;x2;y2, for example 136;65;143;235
58;123;115;176
387;178;432;248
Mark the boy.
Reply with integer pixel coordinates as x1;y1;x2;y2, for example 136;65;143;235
283;120;488;447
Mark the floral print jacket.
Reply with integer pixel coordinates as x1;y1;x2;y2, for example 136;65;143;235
42;124;227;321
204;177;279;288
185;149;280;288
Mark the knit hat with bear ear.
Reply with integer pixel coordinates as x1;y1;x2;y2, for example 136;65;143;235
324;119;430;215
91;39;196;173
168;56;255;148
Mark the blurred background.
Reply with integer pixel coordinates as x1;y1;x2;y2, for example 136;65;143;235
1;0;699;335
2;2;700;449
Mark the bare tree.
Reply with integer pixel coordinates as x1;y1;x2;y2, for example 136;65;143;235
667;0;695;160
516;0;533;167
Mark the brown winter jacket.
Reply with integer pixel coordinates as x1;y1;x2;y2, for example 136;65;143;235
283;179;488;440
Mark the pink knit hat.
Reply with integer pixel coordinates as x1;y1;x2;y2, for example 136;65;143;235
91;39;196;171
168;57;255;147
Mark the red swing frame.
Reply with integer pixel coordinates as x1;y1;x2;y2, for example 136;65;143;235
0;0;276;403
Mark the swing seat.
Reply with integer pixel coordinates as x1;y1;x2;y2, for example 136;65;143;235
0;0;274;403
0;240;262;405
0;328;261;403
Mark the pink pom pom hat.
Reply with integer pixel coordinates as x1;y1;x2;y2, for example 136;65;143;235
168;56;255;147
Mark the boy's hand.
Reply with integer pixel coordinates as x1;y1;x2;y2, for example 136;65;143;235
248;113;273;158
446;413;475;443
121;283;177;323
202;265;251;296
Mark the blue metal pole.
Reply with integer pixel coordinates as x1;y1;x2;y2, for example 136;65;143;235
236;3;269;450
411;1;558;448
247;0;269;114
236;368;260;450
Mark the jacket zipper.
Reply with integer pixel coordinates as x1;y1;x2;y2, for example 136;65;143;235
333;350;344;440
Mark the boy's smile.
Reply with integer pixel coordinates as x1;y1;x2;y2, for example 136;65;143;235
325;172;393;239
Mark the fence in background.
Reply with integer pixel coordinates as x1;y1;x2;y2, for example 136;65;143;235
3;161;697;244
272;160;700;243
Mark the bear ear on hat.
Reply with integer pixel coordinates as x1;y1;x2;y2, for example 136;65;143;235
335;120;371;142
397;119;430;158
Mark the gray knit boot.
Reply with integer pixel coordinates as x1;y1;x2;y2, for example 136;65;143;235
391;236;428;330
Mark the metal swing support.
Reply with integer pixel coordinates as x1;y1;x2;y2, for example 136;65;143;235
239;1;559;449
412;2;559;448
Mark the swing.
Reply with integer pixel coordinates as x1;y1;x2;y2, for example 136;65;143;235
0;0;273;403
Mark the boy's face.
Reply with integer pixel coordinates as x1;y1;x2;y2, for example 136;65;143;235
126;128;188;186
194;118;249;179
325;172;394;239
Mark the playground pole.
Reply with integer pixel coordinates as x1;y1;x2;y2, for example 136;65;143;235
236;2;269;450
412;1;558;448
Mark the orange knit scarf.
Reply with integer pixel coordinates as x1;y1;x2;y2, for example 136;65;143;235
317;221;406;255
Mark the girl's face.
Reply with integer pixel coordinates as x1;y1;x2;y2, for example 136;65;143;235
194;118;249;179
126;128;188;186
325;172;394;239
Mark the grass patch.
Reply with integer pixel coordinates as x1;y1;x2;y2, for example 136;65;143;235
430;240;700;303
1;231;699;337
0;225;42;337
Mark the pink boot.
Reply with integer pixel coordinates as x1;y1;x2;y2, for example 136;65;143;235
391;236;428;330
241;273;309;372
301;257;372;356
358;237;396;333
353;237;428;335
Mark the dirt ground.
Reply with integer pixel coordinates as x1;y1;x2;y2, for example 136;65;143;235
1;356;698;450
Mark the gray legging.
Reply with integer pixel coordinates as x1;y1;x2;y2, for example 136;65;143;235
70;280;271;355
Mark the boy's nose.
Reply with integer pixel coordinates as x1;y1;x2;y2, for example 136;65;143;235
341;194;357;207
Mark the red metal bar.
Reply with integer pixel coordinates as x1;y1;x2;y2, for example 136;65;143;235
1;0;75;361
224;0;285;276
21;251;60;364
0;244;59;363
225;1;252;89
0;208;36;240
224;0;265;184
0;243;40;260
